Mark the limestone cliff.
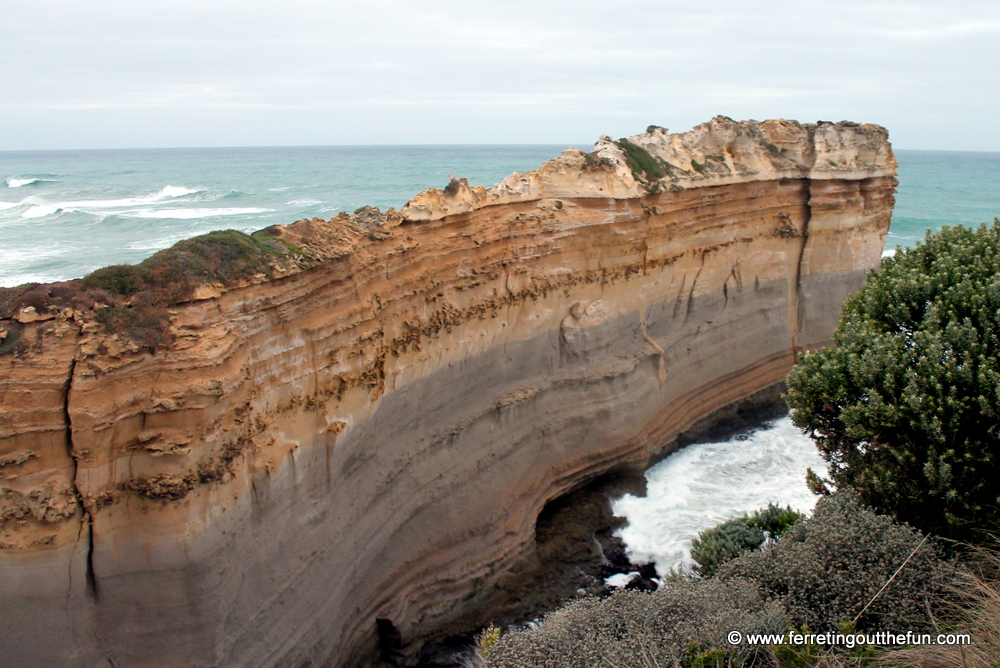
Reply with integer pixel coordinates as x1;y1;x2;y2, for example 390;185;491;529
0;117;895;667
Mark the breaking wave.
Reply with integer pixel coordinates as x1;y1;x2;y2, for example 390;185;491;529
6;176;56;188
612;417;825;575
15;186;206;219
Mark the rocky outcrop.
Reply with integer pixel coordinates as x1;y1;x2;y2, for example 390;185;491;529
0;117;896;667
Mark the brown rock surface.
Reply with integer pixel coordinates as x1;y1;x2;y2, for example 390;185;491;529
0;117;896;667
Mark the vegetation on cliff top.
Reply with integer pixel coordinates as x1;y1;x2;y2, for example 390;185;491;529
786;220;1000;543
85;229;292;297
0;228;299;353
615;138;667;182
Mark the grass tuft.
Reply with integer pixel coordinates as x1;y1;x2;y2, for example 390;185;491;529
615;138;667;181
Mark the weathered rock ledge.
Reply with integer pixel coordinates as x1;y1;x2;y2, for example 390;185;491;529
0;117;895;666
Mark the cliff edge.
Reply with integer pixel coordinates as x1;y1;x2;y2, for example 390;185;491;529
0;117;895;666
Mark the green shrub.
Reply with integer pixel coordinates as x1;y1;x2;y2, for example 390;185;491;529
749;504;802;536
486;579;785;668
0;229;299;356
692;504;802;577
84;264;150;295
615;138;667;181
81;229;288;306
476;623;501;659
786;221;1000;542
691;158;706;174
691;519;765;579
717;492;956;633
142;229;277;285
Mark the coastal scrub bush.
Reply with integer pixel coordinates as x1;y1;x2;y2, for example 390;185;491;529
717;492;957;633
75;229;293;350
615;138;667;181
691;504;802;577
786;221;1000;542
141;229;278;285
88;228;292;300
84;264;150;296
1;228;301;355
485;578;785;668
83;229;288;303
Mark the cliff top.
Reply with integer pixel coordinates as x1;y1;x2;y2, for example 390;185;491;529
0;117;894;356
399;116;895;221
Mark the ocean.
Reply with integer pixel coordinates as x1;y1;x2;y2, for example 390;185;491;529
3;145;998;573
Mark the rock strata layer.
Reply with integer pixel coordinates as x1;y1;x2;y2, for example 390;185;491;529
0;117;895;667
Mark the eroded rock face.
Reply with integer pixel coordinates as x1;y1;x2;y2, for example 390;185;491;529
0;118;896;667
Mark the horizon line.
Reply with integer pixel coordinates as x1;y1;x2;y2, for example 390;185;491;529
2;144;998;155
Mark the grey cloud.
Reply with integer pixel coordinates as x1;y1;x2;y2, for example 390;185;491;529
2;0;999;149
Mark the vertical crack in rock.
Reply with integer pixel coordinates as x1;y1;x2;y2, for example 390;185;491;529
63;352;98;601
790;182;814;359
85;512;98;601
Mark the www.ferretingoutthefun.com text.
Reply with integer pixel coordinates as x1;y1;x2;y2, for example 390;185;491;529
728;631;972;648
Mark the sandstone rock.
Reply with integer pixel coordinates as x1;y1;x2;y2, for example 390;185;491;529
0;118;895;667
14;306;55;323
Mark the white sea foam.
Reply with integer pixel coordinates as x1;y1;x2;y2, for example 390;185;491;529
881;248;897;258
22;204;62;219
0;201;18;210
604;572;641;588
286;199;323;206
612;417;825;575
156;185;199;199
120;207;272;220
11;186;208;219
6;177;53;188
61;185;204;209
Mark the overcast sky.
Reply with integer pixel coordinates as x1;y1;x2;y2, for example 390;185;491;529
3;0;999;151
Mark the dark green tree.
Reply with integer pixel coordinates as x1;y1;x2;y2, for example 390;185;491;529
786;221;1000;541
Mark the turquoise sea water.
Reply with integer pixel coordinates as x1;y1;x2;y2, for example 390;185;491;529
888;150;1000;251
1;146;998;288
